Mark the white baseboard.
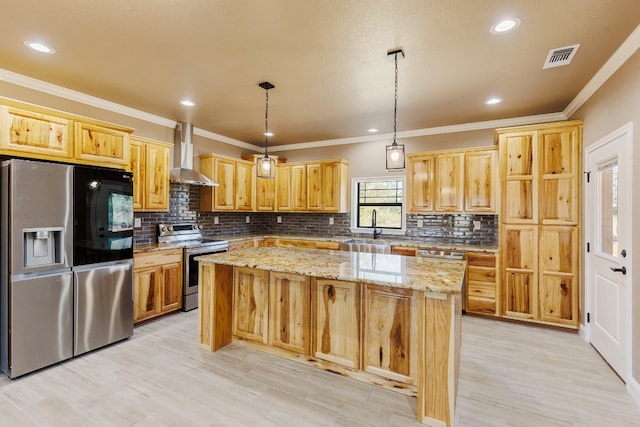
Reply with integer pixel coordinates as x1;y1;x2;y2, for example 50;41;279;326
629;376;640;406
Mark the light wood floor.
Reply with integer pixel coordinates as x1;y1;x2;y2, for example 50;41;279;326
0;312;638;426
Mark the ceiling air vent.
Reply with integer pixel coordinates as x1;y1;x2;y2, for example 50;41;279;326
543;44;580;69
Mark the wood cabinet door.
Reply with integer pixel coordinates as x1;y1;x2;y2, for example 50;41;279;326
363;285;417;383
435;153;464;212
322;161;346;212
539;125;580;225
144;141;170;211
307;163;323;211
499;131;538;223
129;139;144;211
0;105;73;160
465;149;497;213
312;278;360;368
214;157;236;210
538;226;578;325
133;266;160;322
160;261;183;313
269;272;311;355
407;155;434;212
74;121;130;167
235;161;254;211
233;267;269;343
501;225;538;319
276;165;292;211
256;170;275;211
291;164;308;211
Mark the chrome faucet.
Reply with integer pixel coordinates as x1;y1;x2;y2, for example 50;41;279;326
372;209;382;239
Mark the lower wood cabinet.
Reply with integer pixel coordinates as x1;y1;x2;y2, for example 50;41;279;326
133;249;183;323
363;284;417;384
466;252;499;316
232;267;269;343
269;272;311;355
312;278;360;369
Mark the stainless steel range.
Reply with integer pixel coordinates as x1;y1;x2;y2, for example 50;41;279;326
157;224;228;311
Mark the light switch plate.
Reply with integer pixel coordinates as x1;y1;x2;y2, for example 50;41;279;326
134;218;141;228
329;217;334;225
473;220;481;230
417;219;424;227
214;217;219;225
246;216;250;223
277;216;282;223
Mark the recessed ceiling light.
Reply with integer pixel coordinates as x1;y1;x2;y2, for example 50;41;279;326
264;131;274;137
24;41;55;54
368;128;379;133
490;18;521;34
485;97;503;105
180;99;196;107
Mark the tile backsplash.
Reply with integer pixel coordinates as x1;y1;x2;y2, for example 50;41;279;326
134;184;498;246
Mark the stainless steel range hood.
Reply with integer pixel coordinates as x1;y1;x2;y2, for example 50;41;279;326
170;122;219;186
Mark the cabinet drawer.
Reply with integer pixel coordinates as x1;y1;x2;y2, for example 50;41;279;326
467;281;496;299
278;239;315;248
467;297;496;315
315;241;340;250
391;246;418;256
134;249;182;269
466;252;496;267
467;266;496;283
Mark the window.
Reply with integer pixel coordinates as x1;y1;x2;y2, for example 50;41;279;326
351;177;405;235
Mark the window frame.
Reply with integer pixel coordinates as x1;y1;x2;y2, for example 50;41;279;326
350;176;406;236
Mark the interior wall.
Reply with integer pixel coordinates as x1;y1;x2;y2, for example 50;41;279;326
571;49;640;386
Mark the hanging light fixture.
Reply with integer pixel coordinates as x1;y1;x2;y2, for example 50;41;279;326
257;81;276;179
386;48;405;170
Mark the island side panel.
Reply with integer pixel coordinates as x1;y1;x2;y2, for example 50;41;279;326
199;262;233;351
417;291;461;427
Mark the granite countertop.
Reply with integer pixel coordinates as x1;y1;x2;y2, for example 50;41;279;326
134;234;497;254
196;246;466;294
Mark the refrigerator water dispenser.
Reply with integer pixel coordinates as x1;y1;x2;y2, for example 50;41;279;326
23;228;65;268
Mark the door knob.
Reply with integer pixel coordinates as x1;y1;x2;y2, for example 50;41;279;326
610;266;627;275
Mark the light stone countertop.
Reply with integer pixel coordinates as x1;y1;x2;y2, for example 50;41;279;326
134;233;497;254
196;246;466;294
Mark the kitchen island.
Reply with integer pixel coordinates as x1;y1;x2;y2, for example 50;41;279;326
197;247;465;427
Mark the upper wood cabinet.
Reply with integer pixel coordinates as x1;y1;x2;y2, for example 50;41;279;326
435;152;464;212
0;98;134;168
291;164;308;211
465;149;498;213
199;154;254;211
407;147;497;214
255;172;276;211
0;104;73;160
407;154;435;213
322;160;349;212
307;163;323;211
276;164;292;211
129;136;171;212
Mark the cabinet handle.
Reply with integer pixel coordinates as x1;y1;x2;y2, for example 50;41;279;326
610;266;627;275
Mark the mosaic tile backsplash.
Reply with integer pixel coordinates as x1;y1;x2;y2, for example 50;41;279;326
134;184;498;246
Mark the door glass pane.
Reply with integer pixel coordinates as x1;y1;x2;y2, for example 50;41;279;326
598;160;618;257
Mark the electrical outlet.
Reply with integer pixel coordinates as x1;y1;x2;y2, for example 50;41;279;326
417;219;424;227
245;216;250;223
277;216;282;223
213;216;219;225
473;220;481;230
134;218;141;228
329;217;334;225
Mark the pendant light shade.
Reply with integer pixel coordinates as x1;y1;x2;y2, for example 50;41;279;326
257;81;276;179
386;49;405;171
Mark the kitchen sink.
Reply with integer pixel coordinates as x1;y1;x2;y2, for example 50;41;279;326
339;239;391;254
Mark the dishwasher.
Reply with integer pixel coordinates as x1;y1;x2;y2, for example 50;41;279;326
418;249;467;314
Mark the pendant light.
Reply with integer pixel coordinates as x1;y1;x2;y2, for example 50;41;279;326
386;49;405;170
257;81;276;179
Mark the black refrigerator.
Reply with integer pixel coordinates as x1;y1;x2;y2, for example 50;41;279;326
0;159;134;378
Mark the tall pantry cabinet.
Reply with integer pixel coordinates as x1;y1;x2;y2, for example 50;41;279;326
497;120;581;328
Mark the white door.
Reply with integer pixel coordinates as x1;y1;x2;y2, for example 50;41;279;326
585;122;632;380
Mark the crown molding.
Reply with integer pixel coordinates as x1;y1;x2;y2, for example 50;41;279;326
564;23;640;118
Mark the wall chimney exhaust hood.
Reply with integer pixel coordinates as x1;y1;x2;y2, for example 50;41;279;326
170;122;218;186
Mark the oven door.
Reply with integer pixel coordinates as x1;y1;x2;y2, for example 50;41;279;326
184;247;228;311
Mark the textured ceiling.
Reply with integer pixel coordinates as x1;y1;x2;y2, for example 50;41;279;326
1;0;639;148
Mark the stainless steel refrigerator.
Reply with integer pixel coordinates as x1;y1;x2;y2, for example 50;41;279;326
0;159;134;378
